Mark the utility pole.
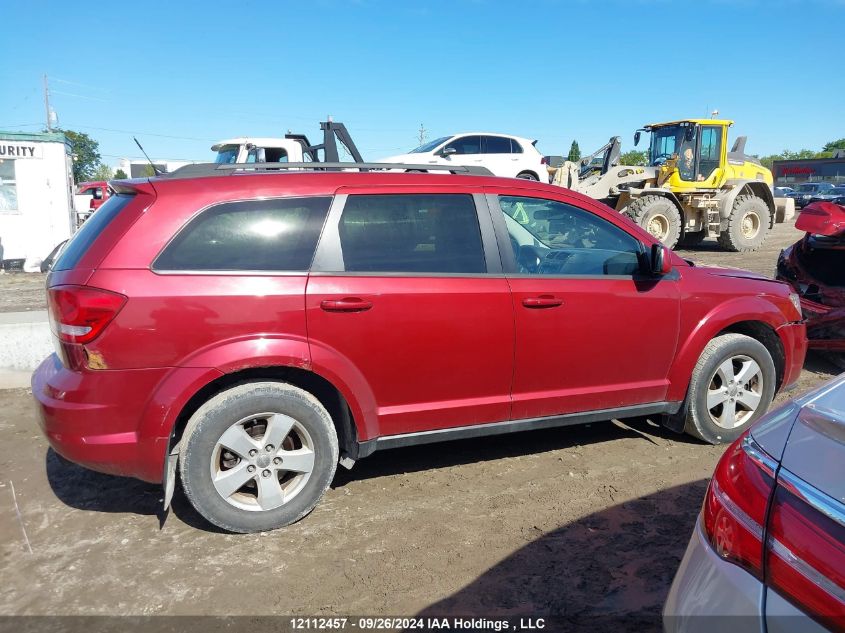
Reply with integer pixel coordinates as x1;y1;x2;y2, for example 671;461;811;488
43;74;52;132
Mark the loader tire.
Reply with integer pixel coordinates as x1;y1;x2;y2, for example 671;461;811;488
677;230;706;248
624;195;682;249
717;195;770;253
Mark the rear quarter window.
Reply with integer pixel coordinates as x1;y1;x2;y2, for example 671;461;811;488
53;194;135;271
154;196;331;272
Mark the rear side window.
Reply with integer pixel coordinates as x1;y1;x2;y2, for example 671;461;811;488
54;194;134;271
338;194;485;274
483;136;511;154
154;196;331;272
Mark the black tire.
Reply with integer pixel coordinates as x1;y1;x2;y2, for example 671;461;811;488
179;382;338;533
677;230;706;248
516;171;539;181
716;195;770;252
684;333;776;444
623;195;682;249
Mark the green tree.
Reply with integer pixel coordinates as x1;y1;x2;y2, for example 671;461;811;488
114;168;128;179
619;150;648;166
142;164;157;177
567;140;581;162
822;138;845;153
57;129;101;182
92;163;114;180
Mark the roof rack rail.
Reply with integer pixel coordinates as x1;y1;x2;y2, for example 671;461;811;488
162;162;494;179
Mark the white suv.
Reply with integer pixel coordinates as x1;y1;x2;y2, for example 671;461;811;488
379;133;547;181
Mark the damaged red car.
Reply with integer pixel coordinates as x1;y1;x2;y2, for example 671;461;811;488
777;201;845;367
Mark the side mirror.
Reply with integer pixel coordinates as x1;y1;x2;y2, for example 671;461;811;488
649;243;673;275
439;147;457;157
634;131;641;147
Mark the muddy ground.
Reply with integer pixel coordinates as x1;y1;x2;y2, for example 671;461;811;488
0;219;840;630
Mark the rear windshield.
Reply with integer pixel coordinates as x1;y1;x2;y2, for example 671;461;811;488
53;194;134;271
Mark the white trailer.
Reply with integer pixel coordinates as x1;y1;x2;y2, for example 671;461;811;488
0;132;75;268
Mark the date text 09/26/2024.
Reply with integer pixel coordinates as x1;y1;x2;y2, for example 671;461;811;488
290;617;547;631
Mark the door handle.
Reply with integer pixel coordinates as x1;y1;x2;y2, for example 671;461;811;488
320;298;373;312
522;295;564;308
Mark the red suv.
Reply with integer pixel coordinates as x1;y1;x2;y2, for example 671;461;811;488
33;165;807;533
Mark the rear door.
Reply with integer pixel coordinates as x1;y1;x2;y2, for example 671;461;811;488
481;135;518;178
488;188;681;419
306;187;514;438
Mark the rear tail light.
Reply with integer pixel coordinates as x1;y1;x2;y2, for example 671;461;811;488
702;432;776;579
541;156;549;165
766;469;845;630
47;285;127;345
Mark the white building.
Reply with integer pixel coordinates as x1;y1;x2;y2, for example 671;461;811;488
0;131;75;265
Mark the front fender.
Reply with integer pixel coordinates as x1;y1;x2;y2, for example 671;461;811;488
666;295;787;403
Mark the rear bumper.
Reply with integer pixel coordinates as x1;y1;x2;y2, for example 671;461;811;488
777;321;808;391
663;517;765;633
32;354;171;482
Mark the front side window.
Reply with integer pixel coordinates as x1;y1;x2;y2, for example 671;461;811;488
0;159;18;212
154;197;331;271
443;136;481;155
339;194;485;274
500;196;641;276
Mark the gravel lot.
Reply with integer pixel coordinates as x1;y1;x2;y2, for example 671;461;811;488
0;273;47;313
0;218;840;629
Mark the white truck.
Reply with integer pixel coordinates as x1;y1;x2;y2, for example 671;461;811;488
211;121;364;165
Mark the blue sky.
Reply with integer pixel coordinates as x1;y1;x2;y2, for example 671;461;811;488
2;0;843;166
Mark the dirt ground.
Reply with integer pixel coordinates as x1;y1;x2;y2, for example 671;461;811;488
0;273;47;313
0;218;840;629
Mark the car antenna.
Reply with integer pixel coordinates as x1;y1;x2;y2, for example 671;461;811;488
133;137;162;176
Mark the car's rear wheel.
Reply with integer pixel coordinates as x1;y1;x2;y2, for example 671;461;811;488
684;333;776;444
516;171;539;181
179;382;338;533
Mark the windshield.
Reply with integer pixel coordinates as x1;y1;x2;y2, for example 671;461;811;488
648;125;689;166
409;136;451;153
214;145;240;164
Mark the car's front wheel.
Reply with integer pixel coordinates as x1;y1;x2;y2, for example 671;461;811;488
179;382;338;533
684;333;776;444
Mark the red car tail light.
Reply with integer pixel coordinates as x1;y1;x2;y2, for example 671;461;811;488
47;286;127;345
766;470;845;631
541;156;549;165
702;432;776;579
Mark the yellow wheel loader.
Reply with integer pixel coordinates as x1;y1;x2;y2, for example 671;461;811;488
554;119;786;251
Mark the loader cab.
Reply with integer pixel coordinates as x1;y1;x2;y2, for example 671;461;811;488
637;119;731;189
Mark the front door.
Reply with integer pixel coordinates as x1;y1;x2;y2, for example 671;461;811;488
306;190;514;438
490;191;681;420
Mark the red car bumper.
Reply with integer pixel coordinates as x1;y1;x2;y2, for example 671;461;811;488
32;354;171;482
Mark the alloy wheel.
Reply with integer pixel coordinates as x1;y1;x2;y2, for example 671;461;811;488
210;413;315;512
706;355;763;429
